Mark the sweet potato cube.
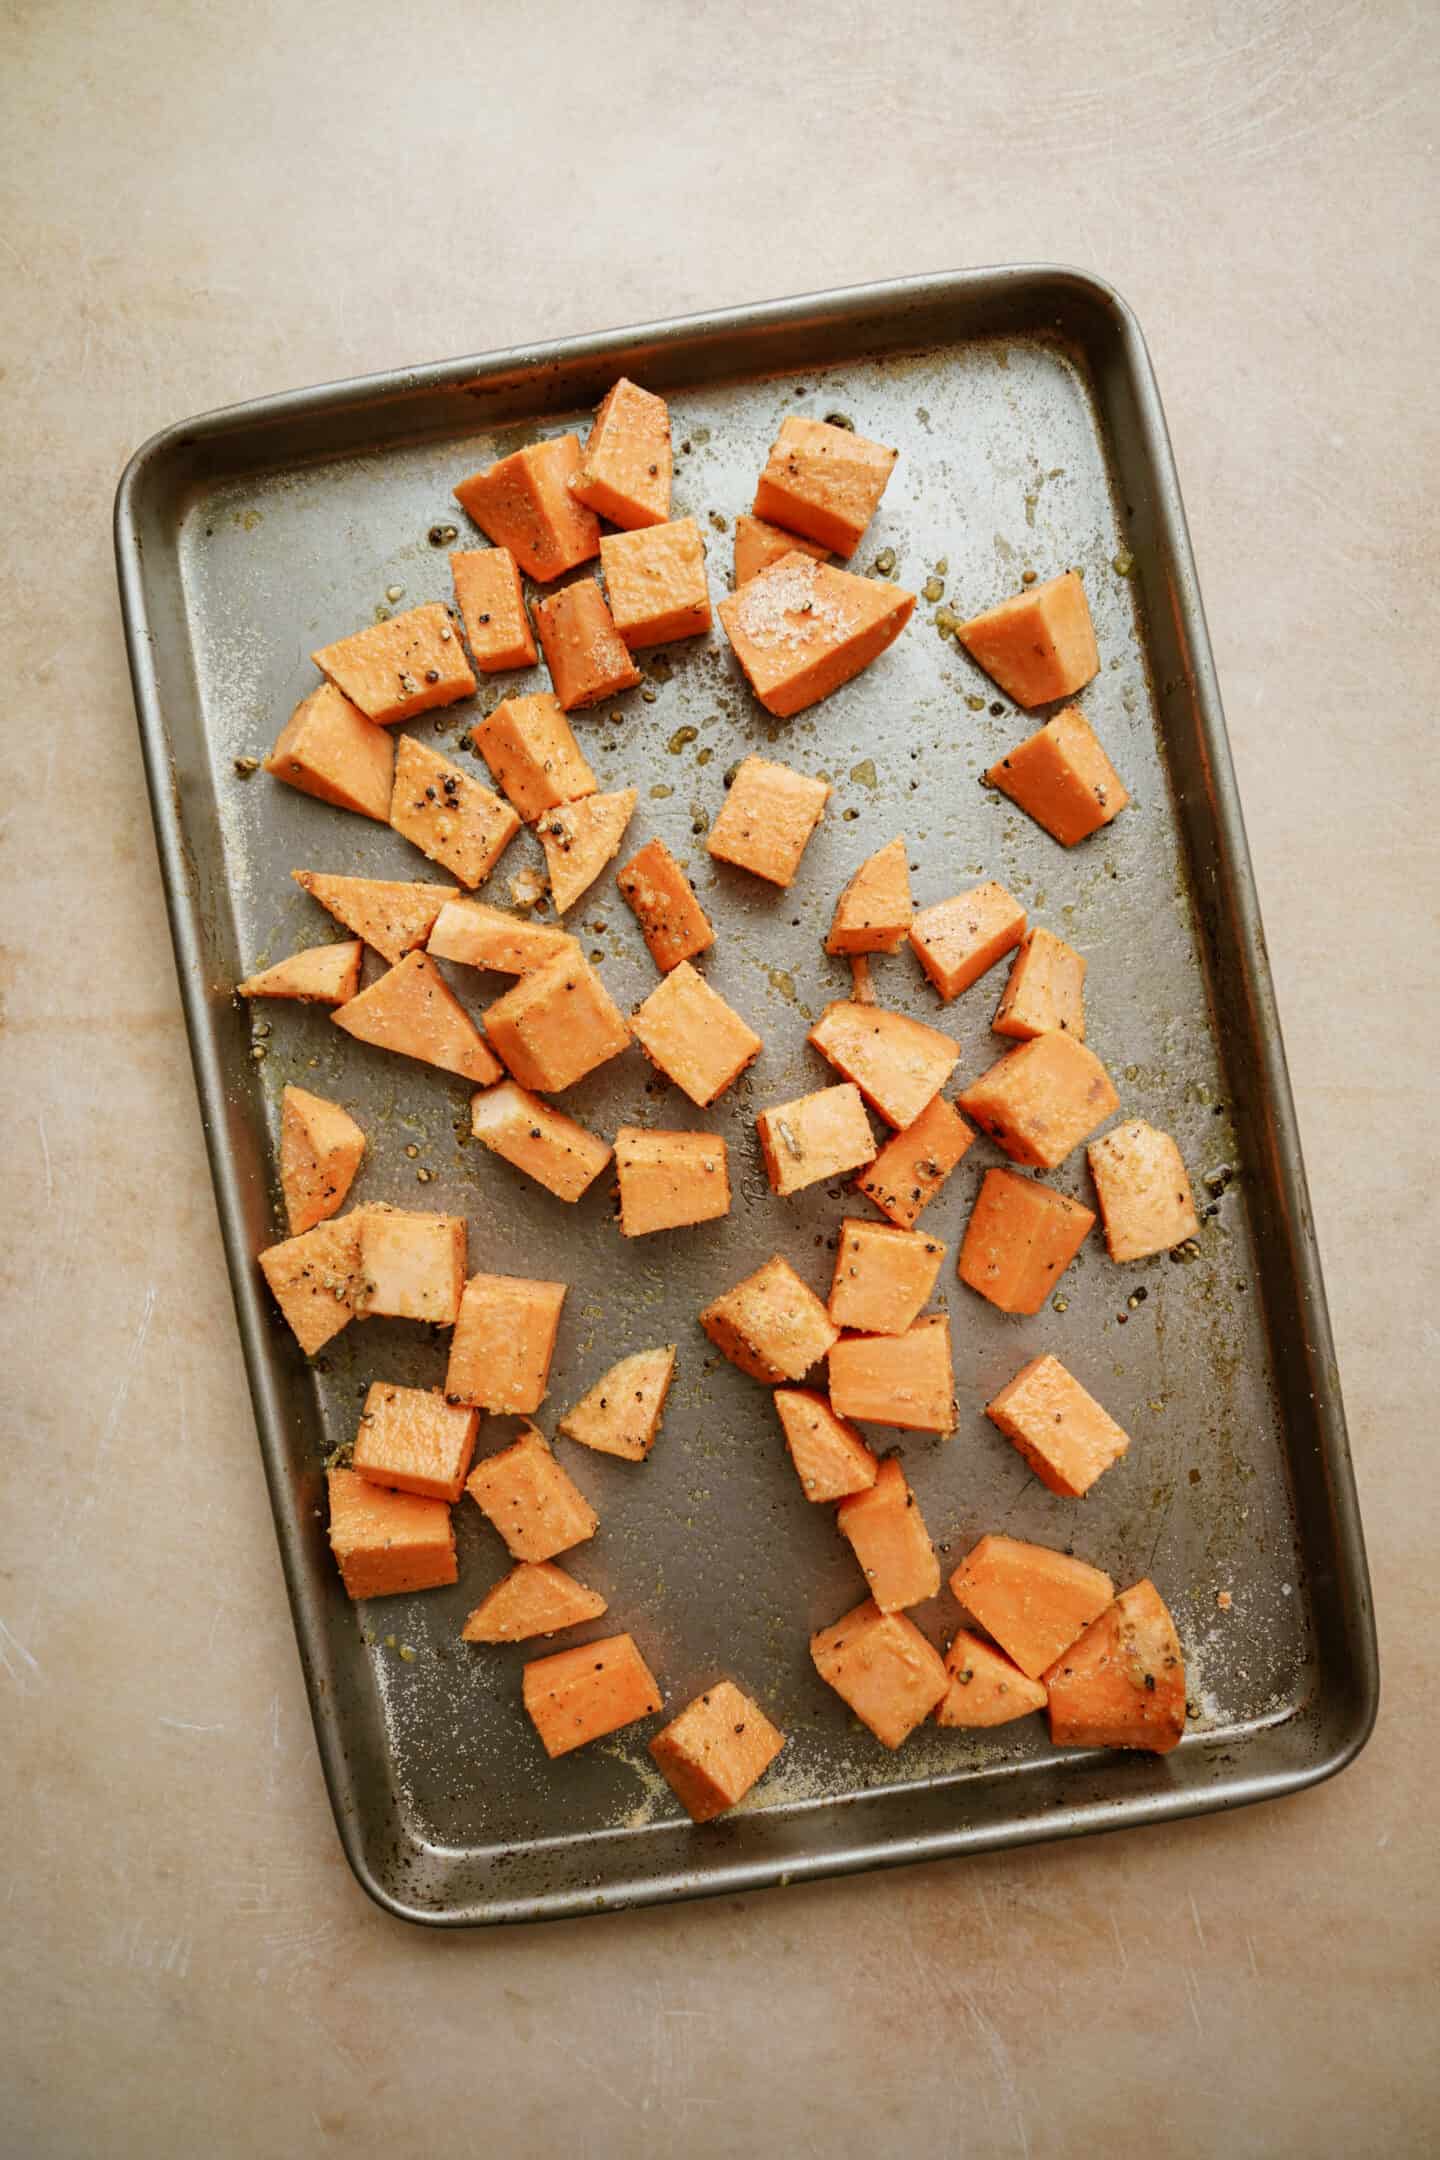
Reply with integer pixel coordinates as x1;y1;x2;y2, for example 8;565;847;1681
836;1457;939;1612
534;579;642;710
280;1084;365;1235
483;950;630;1093
353;1382;478;1502
427;898;579;976
828;1217;945;1336
538;787;638;915
717;552;914;717
462;1560;607;1644
828;1313;956;1434
773;1388;879;1502
258;1212;361;1356
909;882;1027;1002
446;1272;567;1413
558;1345;676;1461
1044;1579;1186;1753
752;415;898;557
987;705;1129;846
355;1205;465;1324
312;602;475;724
471;692;596;824
1087;1119;1200;1262
959;1033;1119;1170
389;734;520;889
808;1000;959;1130
523;1632;662;1758
958;571;1099;709
757;1084;876;1198
732;512;829;586
993;925;1086;1040
949;1534;1114;1680
332;950;501;1084
601;518;711;649
700;1255;839;1383
935;1631;1048;1729
856;1093;975;1228
986;1353;1130;1499
450;547;537;672
264;684;394;821
707;754;830;888
292;870;456;966
825;837;913;955
631;960;761;1106
469;1079;611;1203
650;1680;786;1822
810;1598;948;1748
613;1127;730;1235
239;942;362;1005
959;1167;1095;1315
466;1423;596;1562
326;1467;456;1600
571;378;672;530
453;434;599;581
616;837;715;972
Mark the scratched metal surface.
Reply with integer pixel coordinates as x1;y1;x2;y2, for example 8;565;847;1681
116;272;1375;1923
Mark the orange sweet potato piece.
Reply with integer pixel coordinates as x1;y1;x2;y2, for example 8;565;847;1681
356;1204;465;1325
280;1084;365;1235
453;434;599;581
808;1000;959;1130
958;1167;1095;1315
613;1127;730;1235
828;1217;945;1336
534;579;642;710
958;571;1099;709
773;1388;879;1502
700;1255;839;1383
959;1033;1119;1170
601;518;711;648
292;870;456;966
558;1344;676;1461
353;1382;478;1502
462;1560;608;1644
717;553;914;717
987;705;1129;846
706;754;830;887
836;1457;939;1612
466;1423;596;1562
828;1312;956;1434
446;1272;567;1413
427;898;579;976
825;837;913;955
239;941;362;1005
523;1632;663;1758
1087;1119;1200;1262
616;838;716;972
855;1093;975;1228
993;924;1086;1040
909;881;1027;1001
810;1598;948;1748
389;734;520;889
449;547;537;672
264;684;394;821
468;1078;612;1203
571;378;672;530
949;1534;1114;1680
986;1353;1130;1498
326;1467;456;1600
471;692;597;824
483;950;630;1092
732;512;828;586
312;602;475;724
650;1679;786;1822
332;950;501;1084
752;415;897;557
258;1212;361;1356
757;1084;876;1197
935;1631;1048;1729
1044;1579;1185;1753
631;960;761;1106
538;787;638;914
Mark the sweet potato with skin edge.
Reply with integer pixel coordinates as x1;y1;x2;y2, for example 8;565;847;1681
756;1084;876;1198
332;950;502;1085
700;1255;839;1384
909;882;1027;1002
949;1534;1114;1681
958;571;1099;709
538;788;637;915
959;1032;1118;1170
239;942;363;1006
524;1632;663;1758
327;1467;456;1601
986;1353;1130;1499
774;1389;879;1502
958;1166;1095;1316
534;580;641;711
471;693;597;825
601;518;712;648
856;1093;975;1229
828;1217;945;1337
810;1598;948;1749
280;1085;365;1235
717;552;914;718
571;378;672;530
613;1127;730;1236
446;1273;567;1414
732;513;828;586
1087;1119;1200;1262
935;1631;1048;1729
987;706;1129;847
312;602;475;725
389;734;520;890
1044;1579;1186;1753
449;547;537;672
462;1560;607;1644
352;1383;478;1503
453;435;599;582
264;684;394;821
292;871;456;966
650;1680;786;1822
993;925;1087;1041
826;837;913;955
828;1313;956;1435
468;1080;612;1204
630;960;761;1107
809;1000;959;1131
752;416;898;557
482;951;631;1094
259;1212;361;1357
837;1457;940;1612
465;1424;597;1563
558;1345;676;1462
706;755;830;888
617;838;716;972
427;899;579;976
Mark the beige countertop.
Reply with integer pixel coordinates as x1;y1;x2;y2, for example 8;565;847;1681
3;3;1436;2152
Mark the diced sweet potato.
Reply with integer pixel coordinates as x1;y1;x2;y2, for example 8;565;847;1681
993;925;1087;1040
450;547;537;672
538;787;638;914
1087;1119;1200;1262
534;579;642;710
959;1167;1095;1315
523;1632;663;1758
856;1092;975;1228
616;837;716;972
332;950;501;1084
280;1084;364;1235
986;1352;1130;1499
292;870;456;966
327;1467;456;1600
828;1312;956;1434
935;1631;1048;1729
700;1255;839;1383
732;512;828;586
471;692;597;824
469;1079;612;1203
987;705;1129;846
825;837;913;955
453;434;599;581
263;683;394;821
558;1344;676;1461
239;941;362;1005
483;950;631;1092
828;1217;945;1336
466;1423;597;1562
752;415;897;557
650;1679;786;1822
808;1000;959;1130
631;960;761;1106
836;1457;939;1612
427;898;579;976
959;1033;1119;1170
909;882;1026;1002
613;1127;730;1235
389;734;520;889
706;754;830;888
773;1388;879;1502
1044;1579;1185;1753
353;1382;478;1502
717;552;914;717
446;1272;567;1413
356;1204;465;1325
462;1560;608;1643
949;1534;1114;1680
312;602;475;724
756;1084;876;1198
958;571;1099;709
258;1212;361;1356
571;378;672;530
601;517;711;648
810;1598;948;1748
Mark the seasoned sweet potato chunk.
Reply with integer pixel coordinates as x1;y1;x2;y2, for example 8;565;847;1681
264;684;394;821
810;1598;947;1749
706;755;830;888
650;1680;785;1822
958;571;1099;709
312;602;475;724
454;434;599;581
717;553;914;717
752;416;897;557
700;1255;839;1383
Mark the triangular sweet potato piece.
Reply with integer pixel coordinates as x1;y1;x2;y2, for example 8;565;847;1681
239;942;362;1005
332;950;501;1083
825;837;913;955
258;1211;362;1356
538;787;638;914
264;684;395;821
732;513;829;587
717;554;914;717
388;734;520;888
280;1084;365;1234
1043;1579;1186;1753
461;1560;608;1643
773;1388;879;1502
558;1345;676;1461
935;1629;1048;1729
293;870;457;965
